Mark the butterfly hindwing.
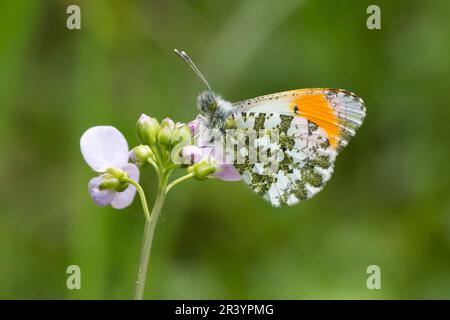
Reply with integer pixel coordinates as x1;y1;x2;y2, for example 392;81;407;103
224;89;365;207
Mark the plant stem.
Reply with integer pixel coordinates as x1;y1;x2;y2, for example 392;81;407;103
147;158;159;176
133;173;169;300
125;179;151;220
165;172;194;194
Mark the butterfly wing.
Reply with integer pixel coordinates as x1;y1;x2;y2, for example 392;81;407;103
224;89;366;207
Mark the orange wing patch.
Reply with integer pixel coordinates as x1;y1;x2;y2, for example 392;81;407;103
290;93;340;149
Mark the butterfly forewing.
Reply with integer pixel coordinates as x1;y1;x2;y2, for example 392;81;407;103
224;89;366;207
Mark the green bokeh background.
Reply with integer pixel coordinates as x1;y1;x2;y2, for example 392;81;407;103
1;0;449;299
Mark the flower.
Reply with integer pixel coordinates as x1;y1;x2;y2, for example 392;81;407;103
213;162;242;181
206;145;241;181
186;120;241;181
80;126;140;209
180;145;202;165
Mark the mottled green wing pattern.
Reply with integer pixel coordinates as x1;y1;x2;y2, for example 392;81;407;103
223;112;335;206
222;89;365;207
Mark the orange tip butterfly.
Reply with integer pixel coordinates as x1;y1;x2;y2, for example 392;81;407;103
175;49;366;207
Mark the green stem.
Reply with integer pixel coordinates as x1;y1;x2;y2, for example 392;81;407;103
149;145;164;168
165;172;194;194
147;158;160;180
147;158;159;172
124;178;150;220
132;173;169;300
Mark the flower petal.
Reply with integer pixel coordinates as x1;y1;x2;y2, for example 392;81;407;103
181;145;202;164
111;163;140;209
80;126;129;172
161;118;175;130
88;177;115;206
128;150;137;163
214;164;241;181
137;114;151;125
188;119;201;135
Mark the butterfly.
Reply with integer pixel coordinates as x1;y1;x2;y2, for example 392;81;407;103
175;49;366;207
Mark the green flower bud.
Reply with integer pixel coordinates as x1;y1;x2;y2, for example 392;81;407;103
115;182;129;192
188;160;216;180
136;114;160;146
157;126;173;146
105;167;128;180
171;125;192;145
160;118;175;129
132;145;153;163
99;177;120;190
102;168;131;191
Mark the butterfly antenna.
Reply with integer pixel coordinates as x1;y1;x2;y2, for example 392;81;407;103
174;49;213;92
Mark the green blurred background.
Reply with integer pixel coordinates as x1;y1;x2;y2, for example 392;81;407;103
1;0;449;299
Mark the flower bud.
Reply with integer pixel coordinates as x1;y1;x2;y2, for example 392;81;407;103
115;182;129;192
99;177;120;190
171;125;192;145
188;160;216;180
160;117;175;130
136;114;160;146
131;145;154;165
106;167;128;180
157;126;173;145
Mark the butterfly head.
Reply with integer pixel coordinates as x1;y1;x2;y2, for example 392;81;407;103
197;90;218;115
